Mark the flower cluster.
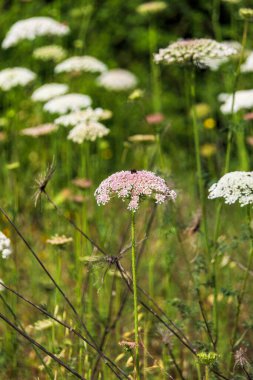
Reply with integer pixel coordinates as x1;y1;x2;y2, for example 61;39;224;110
33;45;67;63
55;55;107;74
55;107;112;127
32;83;69;102
204;41;241;71
136;1;167;14
154;39;237;67
241;52;253;72
21;123;58;137
208;171;253;206
239;8;253;20
196;352;219;366
2;17;70;49
43;93;92;114
219;89;253;114
0;67;36;91
97;69;138;91
0;231;12;259
95;170;176;211
67;121;110;143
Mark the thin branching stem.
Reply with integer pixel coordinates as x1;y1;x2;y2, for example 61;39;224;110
0;311;87;380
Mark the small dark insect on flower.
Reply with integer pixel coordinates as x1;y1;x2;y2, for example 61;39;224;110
33;160;56;207
131;169;137;174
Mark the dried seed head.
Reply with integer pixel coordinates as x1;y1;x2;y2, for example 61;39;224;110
234;347;249;368
33;161;56;206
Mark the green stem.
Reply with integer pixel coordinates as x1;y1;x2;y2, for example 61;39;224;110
234;19;249;171
212;0;221;40
190;69;209;254
131;211;140;380
211;19;250;346
205;366;210;380
148;22;161;113
229;206;253;371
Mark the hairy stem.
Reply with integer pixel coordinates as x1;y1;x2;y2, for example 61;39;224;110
131;211;140;380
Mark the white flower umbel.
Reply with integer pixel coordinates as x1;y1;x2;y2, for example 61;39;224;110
2;17;70;49
68;121;110;143
43;93;92;114
33;45;67;63
219;89;253;114
154;39;237;68
0;67;36;91
0;231;12;259
203;41;241;71
55;56;107;74
241;52;253;72
208;171;253;206
97;69;138;91
55;107;112;127
32;83;69;102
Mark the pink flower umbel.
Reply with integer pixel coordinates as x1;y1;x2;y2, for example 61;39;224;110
94;170;176;211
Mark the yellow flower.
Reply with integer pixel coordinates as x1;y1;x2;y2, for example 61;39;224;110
200;143;217;158
193;103;211;119
204;118;216;129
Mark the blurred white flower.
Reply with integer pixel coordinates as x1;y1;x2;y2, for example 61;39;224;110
20;123;58;137
241;52;253;72
136;1;167;14
219;89;253;114
68;121;110;143
2;17;70;49
97;69;138;91
208;171;253;206
0;67;36;91
0;231;12;259
32;83;69;102
154;39;237;67
33;45;67;63
55;55;107;74
43;93;92;114
55;107;112;126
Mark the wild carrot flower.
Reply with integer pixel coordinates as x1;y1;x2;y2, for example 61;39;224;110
154;39;237;68
208;171;253;206
0;67;36;91
46;235;73;246
31;83;69;102
33;45;67;63
2;17;70;49
55;107;112;127
0;231;12;259
97;69;138;91
95;170;176;211
219;89;253;114
67;121;110;143
241;51;253;72
136;1;167;14
55;56;107;74
20;123;58;137
239;8;253;20
43;93;92;114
